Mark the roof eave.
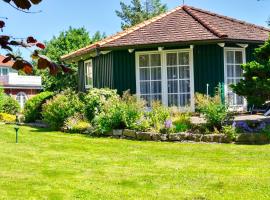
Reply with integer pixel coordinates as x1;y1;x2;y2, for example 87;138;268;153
63;38;266;62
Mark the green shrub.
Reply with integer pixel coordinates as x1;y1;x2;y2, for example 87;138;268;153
196;93;233;130
63;113;92;134
0;95;20;115
94;97;125;134
93;91;147;134
173;113;191;132
0;113;16;123
42;90;84;130
84;88;119;121
221;125;237;140
147;101;170;131
24;91;54;123
121;91;145;130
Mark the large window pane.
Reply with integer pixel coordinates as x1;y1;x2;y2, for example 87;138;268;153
139;55;149;67
226;51;234;64
235;65;243;77
227;65;234;77
179;80;190;93
167;53;177;66
167;67;178;79
151;81;162;93
179;66;190;79
151;54;161;66
180;94;191;107
168;80;178;93
235;51;243;64
140;82;150;94
168;94;178;107
179;52;189;65
151;67;161;80
140;68;150;80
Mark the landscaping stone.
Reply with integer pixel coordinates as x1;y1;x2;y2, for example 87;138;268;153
136;132;153;141
169;133;189;141
160;134;168;141
201;135;213;142
103;130;113;136
123;129;136;138
113;129;123;136
152;133;161;141
212;134;222;143
220;135;232;143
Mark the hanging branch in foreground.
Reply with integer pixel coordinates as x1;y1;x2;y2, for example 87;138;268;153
0;0;72;75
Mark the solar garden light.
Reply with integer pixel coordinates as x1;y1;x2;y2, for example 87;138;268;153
14;114;20;144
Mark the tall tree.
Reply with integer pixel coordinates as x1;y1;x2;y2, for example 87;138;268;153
116;0;167;30
39;27;105;92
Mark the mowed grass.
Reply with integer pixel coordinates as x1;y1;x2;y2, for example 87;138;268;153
0;125;270;200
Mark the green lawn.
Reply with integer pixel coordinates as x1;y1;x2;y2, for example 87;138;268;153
0;125;270;200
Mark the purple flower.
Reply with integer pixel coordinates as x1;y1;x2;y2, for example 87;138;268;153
233;121;267;133
164;119;173;129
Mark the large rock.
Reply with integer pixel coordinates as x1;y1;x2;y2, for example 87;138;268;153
136;132;153;141
123;129;136;138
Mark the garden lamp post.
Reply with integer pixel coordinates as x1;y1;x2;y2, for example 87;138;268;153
14;114;20;144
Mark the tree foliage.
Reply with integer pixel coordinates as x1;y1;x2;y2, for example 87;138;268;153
116;0;167;30
231;36;270;106
39;27;105;91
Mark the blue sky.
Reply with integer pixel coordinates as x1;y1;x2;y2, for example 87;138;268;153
0;0;269;58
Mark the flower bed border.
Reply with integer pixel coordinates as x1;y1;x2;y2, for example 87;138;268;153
107;129;233;143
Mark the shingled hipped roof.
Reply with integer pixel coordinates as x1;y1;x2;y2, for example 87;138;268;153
62;5;270;61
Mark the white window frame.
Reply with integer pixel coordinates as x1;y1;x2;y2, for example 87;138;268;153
224;47;247;111
135;48;195;111
16;92;28;109
84;60;93;89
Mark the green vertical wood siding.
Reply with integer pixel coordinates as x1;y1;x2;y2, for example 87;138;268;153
78;60;85;92
113;51;136;94
246;44;259;62
193;44;224;95
91;50;136;94
92;52;114;89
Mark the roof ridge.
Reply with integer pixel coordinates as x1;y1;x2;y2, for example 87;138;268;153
188;5;270;32
61;6;184;60
182;5;227;38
